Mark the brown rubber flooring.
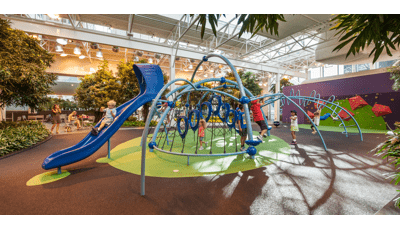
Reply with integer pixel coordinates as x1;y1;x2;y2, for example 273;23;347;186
0;125;399;215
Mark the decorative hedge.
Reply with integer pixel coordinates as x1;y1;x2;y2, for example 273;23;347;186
122;120;157;127
0;121;51;156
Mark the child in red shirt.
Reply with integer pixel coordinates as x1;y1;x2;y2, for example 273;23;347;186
198;119;208;150
250;98;268;141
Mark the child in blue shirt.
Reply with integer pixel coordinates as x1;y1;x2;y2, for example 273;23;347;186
92;100;117;135
237;105;248;151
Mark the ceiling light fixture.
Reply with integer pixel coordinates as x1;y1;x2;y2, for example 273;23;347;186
79;55;86;59
74;47;81;55
60;53;67;57
189;64;193;70
55;45;63;52
134;56;139;62
199;66;203;71
56;38;68;45
96;50;103;58
47;14;60;19
148;58;153;64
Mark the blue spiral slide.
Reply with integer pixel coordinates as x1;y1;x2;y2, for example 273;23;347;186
42;64;164;171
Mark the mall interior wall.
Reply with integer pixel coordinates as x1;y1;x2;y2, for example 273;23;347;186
282;70;400;130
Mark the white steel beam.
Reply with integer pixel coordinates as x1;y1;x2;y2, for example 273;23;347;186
6;17;306;78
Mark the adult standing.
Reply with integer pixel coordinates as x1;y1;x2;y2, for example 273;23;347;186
51;104;62;134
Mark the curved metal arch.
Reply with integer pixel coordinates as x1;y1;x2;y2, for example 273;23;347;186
288;95;362;141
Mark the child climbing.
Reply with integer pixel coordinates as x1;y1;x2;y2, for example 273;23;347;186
250;98;268;141
311;108;338;134
290;110;298;145
92;100;117;135
237;105;248;151
198;119;208;150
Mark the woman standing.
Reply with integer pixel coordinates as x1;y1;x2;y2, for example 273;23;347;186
51;104;62;134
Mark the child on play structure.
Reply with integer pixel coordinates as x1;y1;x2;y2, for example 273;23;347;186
92;100;117;135
290;110;298;145
237;105;248;151
198;119;208;150
250;98;268;141
311;108;338;135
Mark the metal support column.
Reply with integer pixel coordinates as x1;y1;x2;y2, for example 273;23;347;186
275;73;281;122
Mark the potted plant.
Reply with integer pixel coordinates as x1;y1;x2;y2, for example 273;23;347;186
137;51;143;57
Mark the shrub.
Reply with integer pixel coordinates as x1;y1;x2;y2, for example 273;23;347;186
127;116;138;122
0;121;50;156
370;121;400;208
122;120;157;127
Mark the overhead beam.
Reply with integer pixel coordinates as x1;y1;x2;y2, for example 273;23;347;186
239;21;332;58
5;16;306;78
127;14;135;34
67;14;76;29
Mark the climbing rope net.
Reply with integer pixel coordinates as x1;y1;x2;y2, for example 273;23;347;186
138;54;363;196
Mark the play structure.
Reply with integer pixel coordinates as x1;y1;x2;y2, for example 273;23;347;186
42;54;363;196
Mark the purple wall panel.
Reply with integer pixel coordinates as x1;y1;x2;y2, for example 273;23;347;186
282;72;400;129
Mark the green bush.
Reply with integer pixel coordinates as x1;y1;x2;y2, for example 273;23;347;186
122;120;157;127
127;116;138;122
0;121;50;156
370;121;400;209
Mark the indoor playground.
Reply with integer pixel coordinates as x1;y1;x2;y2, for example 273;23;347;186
1;13;400;216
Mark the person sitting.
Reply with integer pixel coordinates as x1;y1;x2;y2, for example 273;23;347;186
68;111;81;130
92;100;117;135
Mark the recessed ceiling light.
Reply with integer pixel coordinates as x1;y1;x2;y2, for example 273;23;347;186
55;45;63;52
56;38;68;45
60;53;67;57
74;47;81;55
79;55;85;59
96;50;103;58
148;58;153;64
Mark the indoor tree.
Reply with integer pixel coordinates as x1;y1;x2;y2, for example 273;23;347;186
0;18;57;119
74;60;122;122
269;78;294;93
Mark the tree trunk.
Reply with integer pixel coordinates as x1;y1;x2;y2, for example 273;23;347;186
94;109;103;123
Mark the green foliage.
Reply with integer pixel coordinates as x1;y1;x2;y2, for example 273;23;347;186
74;60;121;111
222;70;262;106
116;60;141;103
319;98;386;130
387;65;400;91
269;78;294;93
330;15;400;63
191;14;285;39
0;121;50;156
0;18;57;109
370;122;400;208
122;120;157;127
127;116;138;122
38;97;78;111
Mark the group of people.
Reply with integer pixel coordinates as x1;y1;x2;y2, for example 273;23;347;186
50;104;81;134
289;107;338;145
